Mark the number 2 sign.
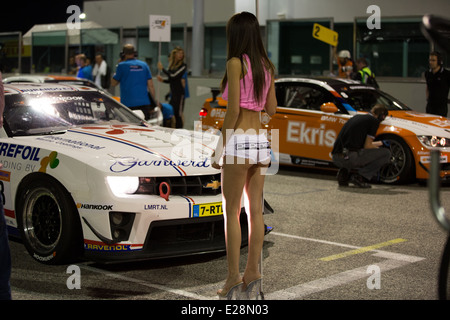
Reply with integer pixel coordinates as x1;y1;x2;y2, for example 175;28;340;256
312;23;338;47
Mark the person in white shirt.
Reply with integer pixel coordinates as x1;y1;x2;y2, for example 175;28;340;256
92;54;108;89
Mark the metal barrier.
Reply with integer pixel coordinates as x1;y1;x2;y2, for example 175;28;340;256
429;149;450;300
429;149;450;232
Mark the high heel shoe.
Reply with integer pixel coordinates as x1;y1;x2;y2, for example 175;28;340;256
241;278;263;300
217;281;243;300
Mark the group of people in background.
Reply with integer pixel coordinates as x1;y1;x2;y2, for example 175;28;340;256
69;53;110;90
111;44;189;128
333;46;449;118
69;46;189;129
332;46;378;88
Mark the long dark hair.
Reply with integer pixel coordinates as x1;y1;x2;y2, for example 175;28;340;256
221;11;275;104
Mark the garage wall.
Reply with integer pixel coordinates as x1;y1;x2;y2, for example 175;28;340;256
255;0;450;23
379;80;428;113
85;0;450;28
83;0;234;29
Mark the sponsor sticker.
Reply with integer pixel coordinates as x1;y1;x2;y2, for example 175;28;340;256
420;154;448;164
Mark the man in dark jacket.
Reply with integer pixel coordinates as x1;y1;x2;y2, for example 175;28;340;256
425;51;450;117
332;104;391;188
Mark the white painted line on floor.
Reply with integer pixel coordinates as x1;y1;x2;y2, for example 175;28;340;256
270;231;364;249
79;264;212;300
266;231;425;300
265;258;414;300
79;232;425;300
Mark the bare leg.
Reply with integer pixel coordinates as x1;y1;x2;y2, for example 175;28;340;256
242;164;266;286
218;160;248;293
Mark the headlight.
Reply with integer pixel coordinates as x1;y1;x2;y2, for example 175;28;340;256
418;135;450;148
107;176;139;196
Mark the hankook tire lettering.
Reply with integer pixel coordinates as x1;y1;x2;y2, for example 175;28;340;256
78;204;113;210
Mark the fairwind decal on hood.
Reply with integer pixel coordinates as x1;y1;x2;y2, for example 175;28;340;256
110;157;210;173
68;128;188;176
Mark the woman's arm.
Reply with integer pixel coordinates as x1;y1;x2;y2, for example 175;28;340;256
211;58;241;168
264;76;277;116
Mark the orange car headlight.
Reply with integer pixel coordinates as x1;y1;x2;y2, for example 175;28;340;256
418;135;450;148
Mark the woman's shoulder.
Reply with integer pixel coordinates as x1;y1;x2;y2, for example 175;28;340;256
227;57;242;65
170;62;187;72
226;57;243;73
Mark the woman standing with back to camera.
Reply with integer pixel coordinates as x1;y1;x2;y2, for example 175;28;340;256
211;11;277;299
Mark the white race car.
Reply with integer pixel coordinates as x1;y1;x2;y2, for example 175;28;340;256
2;83;248;264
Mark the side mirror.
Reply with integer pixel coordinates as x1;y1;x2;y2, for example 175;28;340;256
320;102;339;113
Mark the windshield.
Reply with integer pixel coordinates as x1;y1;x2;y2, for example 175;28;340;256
4;91;146;137
340;88;411;112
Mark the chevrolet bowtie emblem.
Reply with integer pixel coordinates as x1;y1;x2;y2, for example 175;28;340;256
205;180;221;190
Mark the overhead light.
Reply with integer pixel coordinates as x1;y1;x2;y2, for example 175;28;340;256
79;13;87;20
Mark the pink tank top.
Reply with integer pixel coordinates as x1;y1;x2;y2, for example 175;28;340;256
222;54;271;112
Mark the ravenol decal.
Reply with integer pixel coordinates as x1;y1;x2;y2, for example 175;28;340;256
85;243;133;251
39;151;60;173
84;240;143;251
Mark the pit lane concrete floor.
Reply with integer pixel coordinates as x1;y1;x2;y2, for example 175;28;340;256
8;167;449;301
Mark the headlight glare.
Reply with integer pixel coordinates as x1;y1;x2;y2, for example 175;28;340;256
418;135;450;148
107;176;139;196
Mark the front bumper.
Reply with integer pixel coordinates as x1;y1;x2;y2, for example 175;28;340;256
83;212;249;262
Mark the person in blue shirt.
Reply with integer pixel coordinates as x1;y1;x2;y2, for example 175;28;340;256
111;44;158;120
77;56;93;81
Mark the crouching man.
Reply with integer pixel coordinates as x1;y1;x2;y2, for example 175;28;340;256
331;104;391;188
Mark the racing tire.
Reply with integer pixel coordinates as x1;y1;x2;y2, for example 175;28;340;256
16;175;83;265
378;135;415;184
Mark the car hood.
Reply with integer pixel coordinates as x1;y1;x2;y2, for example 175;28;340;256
382;110;450;137
25;124;219;176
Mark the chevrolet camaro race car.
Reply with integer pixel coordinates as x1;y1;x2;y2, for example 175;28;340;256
199;77;450;184
2;82;245;264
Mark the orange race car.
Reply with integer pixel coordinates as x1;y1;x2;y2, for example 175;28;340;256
198;77;450;184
